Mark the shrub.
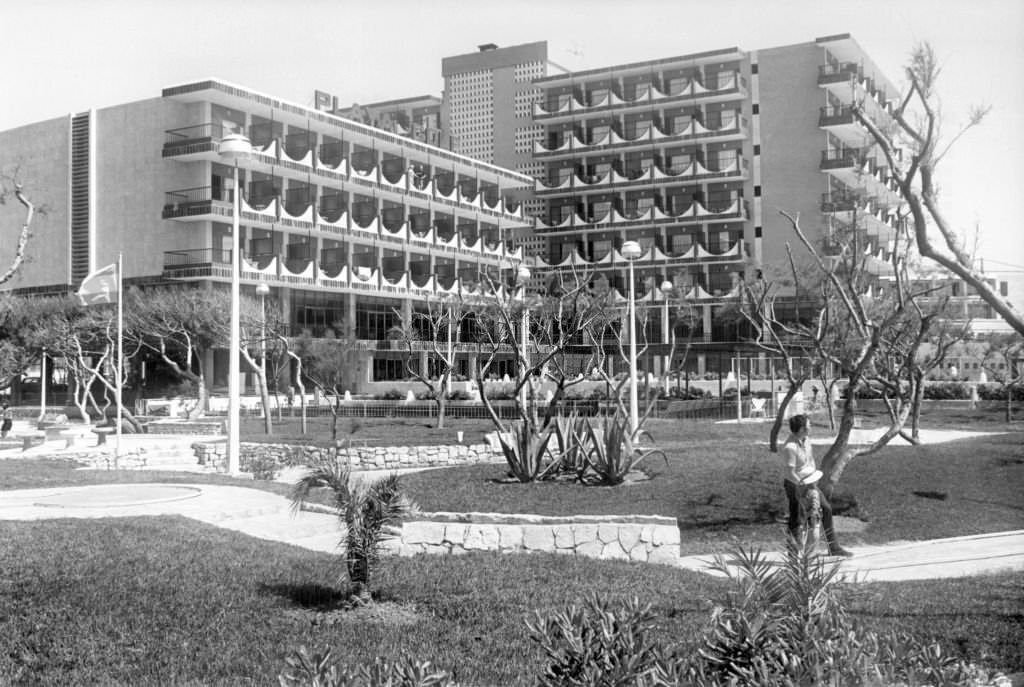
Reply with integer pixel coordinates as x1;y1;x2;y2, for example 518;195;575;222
527;594;685;686
279;647;455;686
923;381;971;400
977;383;1024;401
446;389;472;401
244;453;280;481
498;418;558;483
667;386;711;400
583;412;667;486
377;388;405;401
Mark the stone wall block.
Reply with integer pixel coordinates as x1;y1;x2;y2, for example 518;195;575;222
647;545;679;566
597;523;620;545
553;526;574;550
521;526;554;551
570;524;598;548
403;522;446;546
443;523;467;546
618;526;641;553
496;525;524;551
651;525;681;547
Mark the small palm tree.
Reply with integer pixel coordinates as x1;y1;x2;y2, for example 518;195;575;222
290;451;417;605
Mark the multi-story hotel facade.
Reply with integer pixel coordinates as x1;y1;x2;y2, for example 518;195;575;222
0;79;532;392
526;34;906;374
440;35;920;375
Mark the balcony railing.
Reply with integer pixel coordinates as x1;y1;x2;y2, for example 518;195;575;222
818;62;862;86
819;105;857;128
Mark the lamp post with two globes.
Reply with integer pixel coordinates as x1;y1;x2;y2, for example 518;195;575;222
218;132;253;475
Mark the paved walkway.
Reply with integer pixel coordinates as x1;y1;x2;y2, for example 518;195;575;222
2;482;1022;582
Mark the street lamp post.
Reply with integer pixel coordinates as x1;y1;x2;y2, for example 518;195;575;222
218;132;253;475
517;265;532;414
660;280;674;378
621;240;643;437
256;282;270;419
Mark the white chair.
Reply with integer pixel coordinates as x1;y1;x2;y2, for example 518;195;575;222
749;397;767;418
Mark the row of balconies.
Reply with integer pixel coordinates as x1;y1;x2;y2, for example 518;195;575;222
534;198;748;231
534;73;747;120
162;124;527;223
160;247;740;303
535;157;748;194
534;116;747;157
162;186;523;261
537;240;744;270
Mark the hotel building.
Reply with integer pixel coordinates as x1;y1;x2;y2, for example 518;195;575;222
448;35;912;374
0;79;532;392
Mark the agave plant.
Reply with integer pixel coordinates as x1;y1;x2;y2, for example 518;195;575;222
290;450;417;605
498;418;559;483
583;411;667;486
550;411;590;481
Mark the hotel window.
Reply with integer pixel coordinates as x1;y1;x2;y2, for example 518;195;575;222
588;87;609;106
714;70;736;89
589;200;611;221
670;233;693;255
666;76;688;95
672;113;693;134
589;124;610;144
625;119;651;139
667;151;692;173
590;238;612;260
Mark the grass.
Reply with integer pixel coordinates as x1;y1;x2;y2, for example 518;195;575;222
399;420;1024;554
4;415;1022;556
0;517;1020;686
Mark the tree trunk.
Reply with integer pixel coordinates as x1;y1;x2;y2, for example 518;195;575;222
769;385;801;452
435;393;447;429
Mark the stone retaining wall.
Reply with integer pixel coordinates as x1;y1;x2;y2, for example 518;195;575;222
397;512;680;565
192;441;502;473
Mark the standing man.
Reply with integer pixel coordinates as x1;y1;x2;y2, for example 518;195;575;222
780;414;853;557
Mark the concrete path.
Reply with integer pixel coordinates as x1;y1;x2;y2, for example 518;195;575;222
2;482;1022;582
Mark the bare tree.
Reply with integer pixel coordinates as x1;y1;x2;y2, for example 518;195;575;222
474;268;610;433
389;295;472;429
980;333;1024;422
851;43;1022;335
126;288;225;419
0;166;39;286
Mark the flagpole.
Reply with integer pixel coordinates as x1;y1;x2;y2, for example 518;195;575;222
115;253;123;467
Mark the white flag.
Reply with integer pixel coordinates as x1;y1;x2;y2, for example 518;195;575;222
77;263;119;306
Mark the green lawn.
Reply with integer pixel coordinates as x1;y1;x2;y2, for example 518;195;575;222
3;417;1022;557
0;517;1020;686
399;421;1024;554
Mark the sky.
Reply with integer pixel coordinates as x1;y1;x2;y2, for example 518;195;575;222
2;0;1022;282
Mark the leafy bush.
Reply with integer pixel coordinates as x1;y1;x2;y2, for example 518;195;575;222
923;381;971;400
977;383;1024;401
666;386;712;400
244;453;280;481
527;594;685;686
446;389;472;401
279;647;455;686
377;388;406;401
